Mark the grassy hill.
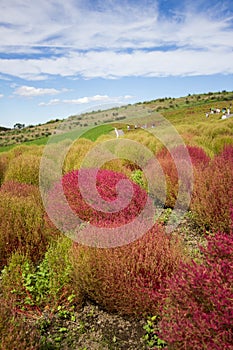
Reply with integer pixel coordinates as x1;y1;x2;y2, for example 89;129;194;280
0;90;232;153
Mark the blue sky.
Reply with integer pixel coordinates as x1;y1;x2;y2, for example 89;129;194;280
0;0;233;128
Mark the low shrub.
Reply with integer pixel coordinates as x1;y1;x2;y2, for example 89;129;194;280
62;138;93;173
0;303;40;350
191;145;233;233
48;168;148;229
0;182;57;268
1;237;76;312
71;224;185;316
0;152;10;186
156;145;205;208
4;153;41;185
8;144;43;157
184;145;210;169
159;231;233;349
0;180;39;198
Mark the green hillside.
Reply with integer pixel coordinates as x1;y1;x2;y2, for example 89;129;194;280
0;90;232;153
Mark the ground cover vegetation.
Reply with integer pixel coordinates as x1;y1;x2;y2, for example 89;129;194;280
0;92;232;349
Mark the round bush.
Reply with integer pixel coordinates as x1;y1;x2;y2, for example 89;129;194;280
0;152;10;186
191;145;233;233
50;168;148;229
159;232;233;349
63;138;93;173
4;153;41;185
72;224;185;316
0;182;58;267
156;145;204;209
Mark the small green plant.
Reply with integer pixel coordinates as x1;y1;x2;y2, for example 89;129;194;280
157;208;180;227
143;316;167;348
130;169;146;188
1;237;77;313
57;302;76;321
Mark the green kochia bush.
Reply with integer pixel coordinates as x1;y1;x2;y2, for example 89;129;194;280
159;231;233;350
4;153;41;185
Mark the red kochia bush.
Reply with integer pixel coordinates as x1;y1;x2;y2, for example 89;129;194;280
191;145;233;233
61;168;148;227
159;232;233;349
156;145;209;208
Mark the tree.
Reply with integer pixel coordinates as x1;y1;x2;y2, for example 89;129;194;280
14;123;25;129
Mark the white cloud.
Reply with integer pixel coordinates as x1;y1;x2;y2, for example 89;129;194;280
39;94;134;106
39;99;61;106
0;94;4;98
0;1;232;53
14;85;65;97
63;94;127;104
2;48;232;81
0;1;232;80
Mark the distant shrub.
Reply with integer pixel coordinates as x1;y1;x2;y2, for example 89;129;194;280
63;138;93;173
124;130;158;154
191;145;233;233
72;224;184;316
9;144;43;157
100;158;133;177
212;135;233;154
185;145;210;169
156;147;178;208
4;153;41;185
159;231;233;349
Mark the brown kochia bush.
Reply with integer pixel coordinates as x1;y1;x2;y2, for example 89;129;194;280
0;301;41;350
71;224;185;316
0;181;58;268
191;145;233;233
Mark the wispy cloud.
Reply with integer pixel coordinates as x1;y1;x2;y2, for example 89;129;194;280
39;94;133;106
0;1;233;80
14;85;66;97
0;94;4;98
2;49;233;81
